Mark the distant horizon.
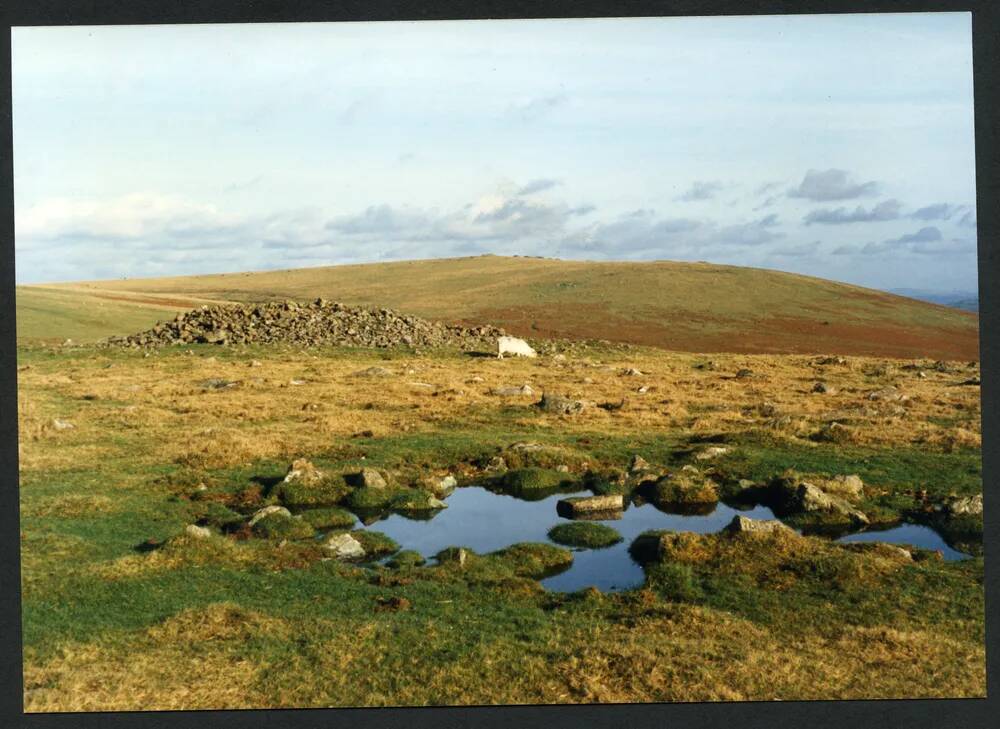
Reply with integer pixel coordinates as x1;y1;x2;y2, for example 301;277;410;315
16;253;980;304
13;14;978;293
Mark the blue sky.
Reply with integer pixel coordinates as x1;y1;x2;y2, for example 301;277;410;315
12;13;978;292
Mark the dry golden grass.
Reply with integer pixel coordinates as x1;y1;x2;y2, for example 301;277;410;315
16;347;980;476
23;611;271;712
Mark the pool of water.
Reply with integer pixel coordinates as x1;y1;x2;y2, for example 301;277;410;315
357;486;778;592
835;522;969;561
349;486;971;592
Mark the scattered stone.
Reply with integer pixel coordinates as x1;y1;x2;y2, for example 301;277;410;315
489;385;534;396
347;468;388;490
812;382;834;394
695;445;731;461
598;398;627;412
420;474;457;498
819;474;865;501
282;458;324;486
185;524;213;539
467;375;485;383
322;532;366;559
51;418;75;431
538;393;585;415
355;366;393;378
636;385;650;394
629;454;651;473
199;378;238;390
249;359;262;367
484;456;507;472
557;494;625;516
735;368;754;379
796;482;869;525
725;515;792;535
868;386;905;402
816;355;848;365
947;494;983;516
694;360;717;371
247;505;292;527
620;367;644;376
958;377;981;386
289;378;308;386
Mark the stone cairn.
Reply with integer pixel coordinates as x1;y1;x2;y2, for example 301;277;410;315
102;299;505;350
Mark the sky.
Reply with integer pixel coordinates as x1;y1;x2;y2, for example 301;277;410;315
11;13;979;292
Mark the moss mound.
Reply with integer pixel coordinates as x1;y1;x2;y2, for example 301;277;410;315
344;487;396;510
251;513;316;540
645;473;718;507
548;522;623;549
298;507;356;530
351;530;400;557
500;468;574;500
192;502;244;531
386;550;426;569
274;478;351;508
492;542;574;578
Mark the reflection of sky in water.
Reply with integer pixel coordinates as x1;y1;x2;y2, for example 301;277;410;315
357;486;971;592
836;523;969;561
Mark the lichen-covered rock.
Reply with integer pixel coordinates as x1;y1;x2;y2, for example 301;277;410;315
556;494;625;516
185;524;212;539
947;494;983;516
347;467;388;490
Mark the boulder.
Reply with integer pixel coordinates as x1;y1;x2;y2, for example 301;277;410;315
489;385;534;396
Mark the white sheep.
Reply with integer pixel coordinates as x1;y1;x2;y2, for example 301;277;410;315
497;336;537;359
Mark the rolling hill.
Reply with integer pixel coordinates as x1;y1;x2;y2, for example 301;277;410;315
17;255;979;360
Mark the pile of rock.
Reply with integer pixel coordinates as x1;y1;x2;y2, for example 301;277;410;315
102;299;506;349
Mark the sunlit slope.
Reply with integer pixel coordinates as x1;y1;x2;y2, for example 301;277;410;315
25;255;979;359
15;287;222;344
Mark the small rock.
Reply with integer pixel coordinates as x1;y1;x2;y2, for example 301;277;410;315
185;524;212;539
725;515;792;535
323;532;366;559
812;382;834;394
735;368;754;379
489;385;534;396
620;367;644;376
248;505;291;526
947;494;983;516
355;366;393;377
538;393;585;415
282;458;324;486
556;465;570;473
695;446;731;461
484;456;507;472
348;467;388;489
629;454;651;473
557;494;624;515
51;418;75;431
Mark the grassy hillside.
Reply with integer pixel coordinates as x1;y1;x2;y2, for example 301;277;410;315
21;255;979;359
